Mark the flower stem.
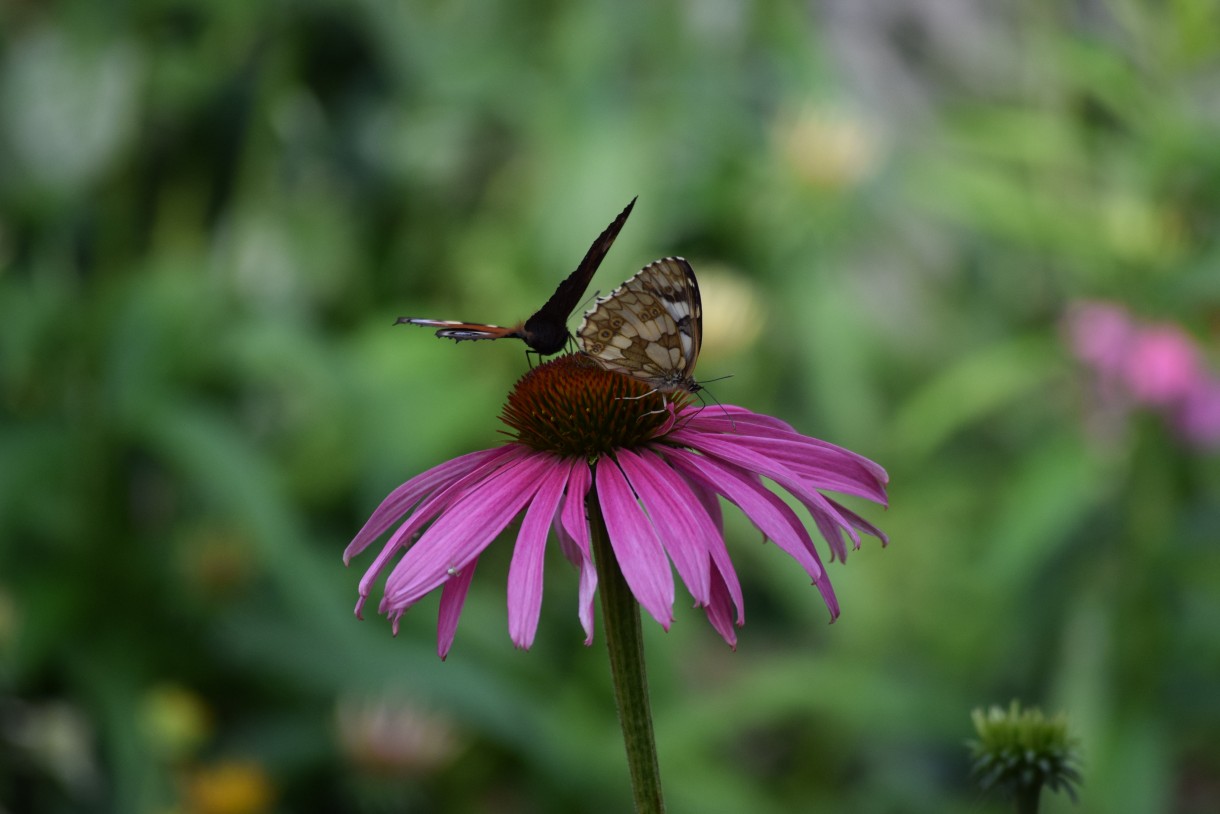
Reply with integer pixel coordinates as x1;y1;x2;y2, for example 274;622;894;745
1014;785;1041;814
588;484;665;813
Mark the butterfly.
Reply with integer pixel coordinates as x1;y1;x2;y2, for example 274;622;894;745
397;197;636;356
577;256;703;396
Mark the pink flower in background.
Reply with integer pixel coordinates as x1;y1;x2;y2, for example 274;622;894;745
1065;300;1219;450
345;355;888;659
1065;301;1135;381
1175;379;1220;449
1123;325;1204;407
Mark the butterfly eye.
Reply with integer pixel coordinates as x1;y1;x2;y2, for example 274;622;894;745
610;317;624;329
598;329;614;341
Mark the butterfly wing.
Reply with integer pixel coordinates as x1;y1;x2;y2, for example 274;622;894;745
520;197;637;355
577;257;702;393
397;198;636;355
393;318;524;342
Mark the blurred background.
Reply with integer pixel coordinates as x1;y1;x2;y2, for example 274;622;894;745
2;1;1219;812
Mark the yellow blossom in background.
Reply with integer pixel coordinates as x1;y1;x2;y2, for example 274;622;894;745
774;104;885;192
141;684;213;762
180;761;275;814
694;266;765;361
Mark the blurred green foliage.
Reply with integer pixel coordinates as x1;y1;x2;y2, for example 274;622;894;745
2;1;1219;812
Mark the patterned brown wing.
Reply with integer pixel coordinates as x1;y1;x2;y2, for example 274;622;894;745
577;257;702;394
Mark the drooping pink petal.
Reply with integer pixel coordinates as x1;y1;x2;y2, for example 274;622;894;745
353;446;531;611
684;412;889;493
677;442;843;614
507;457;574;649
437;558;478;660
806;501;852;562
382;452;555;610
616;448;712;607
553;515;579;568
632;448;744;624
555;460;597;642
559;459;592;555
687;404;797;434
595;457;675;629
664;448;827;586
686;473;724;534
703;568;738;648
576;553;598;645
705;429;888;503
669;430;860;554
552;502;599;644
345;446;515;562
826;497;889;547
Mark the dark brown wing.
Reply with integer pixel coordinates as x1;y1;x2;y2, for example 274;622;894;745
396;197;635;355
519;197;636;354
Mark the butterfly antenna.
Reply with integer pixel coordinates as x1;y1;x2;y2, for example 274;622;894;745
696;383;735;430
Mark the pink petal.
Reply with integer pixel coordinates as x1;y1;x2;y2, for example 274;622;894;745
382;452;555;609
632;448;745;625
353;446;530;608
437;558;478;660
595;457;675;629
552;514;580;568
345;446;512;562
615;448;712;607
507;458;573;649
683;413;889;492
577;554;599;645
685;405;796;434
703;568;738;648
559;459;592;555
826;497;889;547
675;445;842;616
664;448;827;586
687;475;724;534
670;430;860;555
551;498;599;644
724;433;888;502
555;460;598;642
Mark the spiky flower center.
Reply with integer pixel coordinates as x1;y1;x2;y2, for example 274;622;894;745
501;355;691;456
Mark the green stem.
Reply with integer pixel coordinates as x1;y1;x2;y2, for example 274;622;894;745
588;484;665;813
1014;784;1041;814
